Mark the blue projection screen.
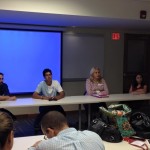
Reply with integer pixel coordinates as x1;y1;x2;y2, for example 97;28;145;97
0;29;61;94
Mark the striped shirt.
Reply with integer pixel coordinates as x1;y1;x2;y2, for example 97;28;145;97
28;128;105;150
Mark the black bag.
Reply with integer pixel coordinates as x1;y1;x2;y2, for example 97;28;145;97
130;112;150;131
89;118;122;143
130;112;150;139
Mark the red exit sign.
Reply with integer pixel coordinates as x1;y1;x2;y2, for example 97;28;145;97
112;33;120;40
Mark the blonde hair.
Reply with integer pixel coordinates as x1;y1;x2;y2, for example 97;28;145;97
89;67;102;82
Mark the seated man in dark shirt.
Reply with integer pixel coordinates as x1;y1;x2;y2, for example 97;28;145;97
0;72;16;101
0;72;16;120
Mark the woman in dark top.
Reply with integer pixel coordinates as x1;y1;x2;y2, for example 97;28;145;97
124;73;148;113
129;73;147;94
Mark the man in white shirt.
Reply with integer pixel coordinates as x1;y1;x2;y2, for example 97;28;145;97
28;111;105;150
32;68;65;131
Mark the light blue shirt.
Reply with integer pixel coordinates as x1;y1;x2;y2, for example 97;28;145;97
28;128;105;150
35;80;63;97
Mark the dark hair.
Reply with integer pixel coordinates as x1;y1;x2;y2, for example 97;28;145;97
0;72;4;76
41;111;68;131
131;73;145;88
42;68;52;77
0;112;13;149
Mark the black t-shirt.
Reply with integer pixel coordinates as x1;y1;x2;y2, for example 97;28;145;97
0;83;10;96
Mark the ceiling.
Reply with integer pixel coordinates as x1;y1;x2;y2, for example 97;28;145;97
0;9;150;30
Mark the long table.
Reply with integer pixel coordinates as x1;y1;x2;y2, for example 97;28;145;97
1;93;150;108
13;135;150;150
1;95;102;108
0;93;150;129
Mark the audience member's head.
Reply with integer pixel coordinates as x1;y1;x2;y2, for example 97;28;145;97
41;111;68;139
0;112;14;150
90;67;102;82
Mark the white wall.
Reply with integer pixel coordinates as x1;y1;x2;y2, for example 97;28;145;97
0;0;150;20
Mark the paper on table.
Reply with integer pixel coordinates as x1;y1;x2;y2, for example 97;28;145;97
92;93;109;98
131;140;145;146
130;140;149;150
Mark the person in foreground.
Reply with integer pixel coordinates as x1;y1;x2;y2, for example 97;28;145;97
0;72;16;121
28;111;105;150
84;67;109;119
0;112;14;150
32;68;66;129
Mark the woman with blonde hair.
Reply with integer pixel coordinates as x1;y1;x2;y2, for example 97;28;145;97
0;112;14;150
84;67;109;120
86;67;109;95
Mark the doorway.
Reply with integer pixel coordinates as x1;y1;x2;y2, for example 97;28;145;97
123;34;150;93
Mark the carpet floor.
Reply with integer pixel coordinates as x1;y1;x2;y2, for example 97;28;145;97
14;111;87;137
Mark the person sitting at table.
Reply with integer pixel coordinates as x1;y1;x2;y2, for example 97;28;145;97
84;67;109;120
0;111;14;150
0;72;16;101
129;73;147;95
122;73;148;113
28;111;105;150
32;68;66;131
0;72;16;121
